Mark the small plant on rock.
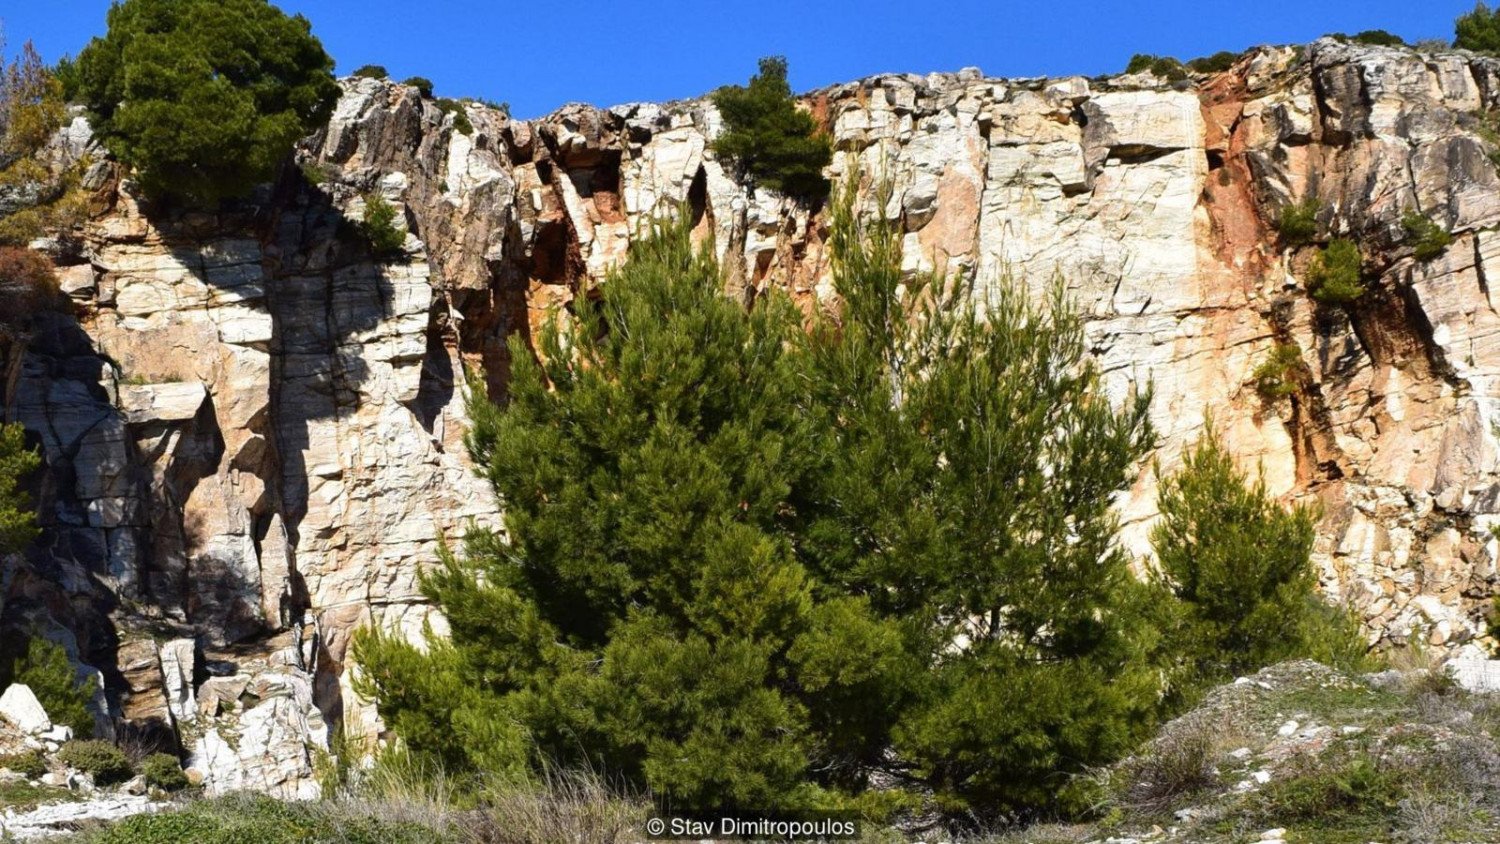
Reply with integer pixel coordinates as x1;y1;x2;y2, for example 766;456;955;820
1402;211;1453;261
1125;54;1188;81
141;753;189;791
435;99;473;136
401;76;434;98
57;739;131;785
1307;238;1365;304
1253;343;1303;400
0;750;46;779
352;64;389;79
1276;198;1321;247
359;193;406;260
1186;51;1240;74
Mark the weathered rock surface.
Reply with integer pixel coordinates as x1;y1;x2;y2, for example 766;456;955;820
0;685;50;735
7;38;1500;799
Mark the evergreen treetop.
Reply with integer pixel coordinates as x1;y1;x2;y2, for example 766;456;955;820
711;57;833;202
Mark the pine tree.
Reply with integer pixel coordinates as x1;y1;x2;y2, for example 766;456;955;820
711;57;833;201
801;180;1165;816
0;422;39;555
1456;2;1500;52
1151;427;1367;690
74;0;340;203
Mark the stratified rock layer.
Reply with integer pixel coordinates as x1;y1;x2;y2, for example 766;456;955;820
7;38;1500;797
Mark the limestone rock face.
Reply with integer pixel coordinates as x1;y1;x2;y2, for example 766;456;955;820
0;684;50;734
9;39;1500;799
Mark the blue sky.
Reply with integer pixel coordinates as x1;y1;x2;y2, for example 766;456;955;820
0;1;1478;119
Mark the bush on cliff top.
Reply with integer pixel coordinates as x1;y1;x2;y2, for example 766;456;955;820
73;0;340;203
1126;54;1188;81
711;56;832;201
1457;2;1500;52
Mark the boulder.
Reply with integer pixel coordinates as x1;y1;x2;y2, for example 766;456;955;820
0;685;50;734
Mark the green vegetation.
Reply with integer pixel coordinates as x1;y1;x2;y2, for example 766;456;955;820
0;246;59;330
1456;2;1500;52
7;637;95;737
299;161;332;185
1275;197;1321;246
1307;238;1366;304
1152;429;1368;697
1252;343;1303;400
0;422;39;553
1125;53;1188;81
356;179;1164;820
435;98;473;135
401;76;434;98
359;193;406;259
0;750;46;778
0;779;76;812
351;64;389;79
710;56;832;201
0;41;87;248
75;793;448;844
1331;30;1407;47
141;753;188;791
56;740;130;785
1186;51;1240;73
73;0;340;203
1402;210;1453;260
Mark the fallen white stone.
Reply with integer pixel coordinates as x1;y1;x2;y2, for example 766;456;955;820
0;794;165;839
0;686;50;735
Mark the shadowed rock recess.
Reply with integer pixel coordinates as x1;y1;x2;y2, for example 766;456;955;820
5;37;1500;797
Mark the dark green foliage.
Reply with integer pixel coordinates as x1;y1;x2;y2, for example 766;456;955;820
0;422;39;555
1125;54;1188;81
359;193;406;259
57;740;130;784
1254;756;1403;837
1253;343;1303;400
51;56;80;103
0;750;45;778
1152;430;1367;692
1402;210;1453;261
74;0;340;203
1457;2;1500;52
351;64;389;79
10;637;94;738
358;178;1166;820
80;793;450;844
141;753;188;791
401;76;434;98
1308;238;1365;304
1275;198;1321;246
435;98;473;135
1352;30;1406;47
710;57;832;200
1186;51;1240;73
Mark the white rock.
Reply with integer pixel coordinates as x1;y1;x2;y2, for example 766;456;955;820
1446;658;1500;693
1277;719;1299;737
0;685;50;735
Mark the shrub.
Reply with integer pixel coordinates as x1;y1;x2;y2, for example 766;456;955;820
352;64;389;79
710;56;832;200
1307;238;1365;304
1;41;66;162
435;98;473;136
1253;343;1303;400
1353;29;1406;47
1153;427;1366;692
0;750;46;779
0;422;40;555
1402;211;1453;261
10;637;95;738
359;193;406;259
57;740;130;784
1125;53;1188;81
356;179;1164;819
74;0;340;203
1256;755;1404;832
1457;2;1500;52
140;753;188;791
82;793;451;844
0;247;58;328
401;76;434;98
1186;51;1240;74
299;161;331;185
1276;197;1321;246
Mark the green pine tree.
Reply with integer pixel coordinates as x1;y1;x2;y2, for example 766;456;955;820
1151;427;1368;693
801;180;1166;816
0;422;39;555
74;0;340;203
711;57;833;201
1457;2;1500;52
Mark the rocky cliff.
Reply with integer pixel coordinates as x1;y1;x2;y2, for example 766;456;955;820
6;37;1500;796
